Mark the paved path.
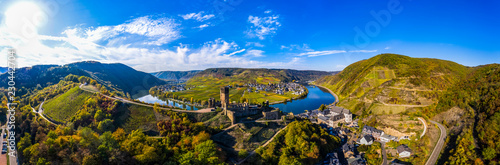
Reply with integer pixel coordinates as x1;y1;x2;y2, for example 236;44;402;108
30;98;57;125
426;120;446;165
381;142;387;165
418;117;427;138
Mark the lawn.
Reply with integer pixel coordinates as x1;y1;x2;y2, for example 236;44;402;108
370;103;406;115
44;87;94;123
116;104;158;134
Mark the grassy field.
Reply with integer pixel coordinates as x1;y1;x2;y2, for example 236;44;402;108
44;87;94;123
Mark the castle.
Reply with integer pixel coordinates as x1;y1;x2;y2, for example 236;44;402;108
213;87;279;124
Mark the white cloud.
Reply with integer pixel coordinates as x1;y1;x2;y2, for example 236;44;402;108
244;49;264;57
246;13;281;40
349;50;377;53
281;44;313;51
297;50;346;57
197;24;210;29
245;42;264;47
0;15;299;72
384;46;390;50
180;11;215;22
264;10;272;14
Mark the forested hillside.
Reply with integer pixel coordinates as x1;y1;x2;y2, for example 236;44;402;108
435;64;500;165
0;61;166;97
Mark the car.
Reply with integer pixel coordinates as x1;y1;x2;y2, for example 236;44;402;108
2;133;5;138
2;141;6;145
1;149;6;154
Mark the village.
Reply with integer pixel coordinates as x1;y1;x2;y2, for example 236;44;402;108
298;105;414;165
245;82;306;95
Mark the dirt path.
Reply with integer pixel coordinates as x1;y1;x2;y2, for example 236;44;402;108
379;101;430;108
426;120;446;165
418;117;427;138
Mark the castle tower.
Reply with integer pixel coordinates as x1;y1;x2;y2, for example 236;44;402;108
220;87;229;110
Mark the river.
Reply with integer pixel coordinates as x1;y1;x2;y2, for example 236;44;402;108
137;95;199;110
270;85;336;114
137;85;335;113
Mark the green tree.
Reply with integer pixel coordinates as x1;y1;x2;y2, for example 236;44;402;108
239;149;249;158
94;110;105;122
483;147;496;160
319;104;327;111
98;119;115;132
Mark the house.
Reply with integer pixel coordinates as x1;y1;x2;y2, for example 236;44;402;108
397;145;412;158
323;152;340;165
398;136;410;141
380;134;397;142
318;116;329;124
342;143;356;158
362;126;384;139
356;135;374;145
330;106;353;123
347;155;365;165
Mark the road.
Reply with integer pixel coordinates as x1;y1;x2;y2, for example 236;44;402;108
425;120;446;165
381;142;387;165
0;126;6;165
418;117;427;138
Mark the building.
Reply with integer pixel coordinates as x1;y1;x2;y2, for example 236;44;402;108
342;143;356;159
397;145;412;158
330;106;353;123
262;109;280;120
323;152;340;165
220;87;229;109
380;134;398;143
362;126;384;139
220;87;266;124
357;135;374;145
347;156;365;165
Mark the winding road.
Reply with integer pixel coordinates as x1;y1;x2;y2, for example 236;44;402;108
426;120;446;165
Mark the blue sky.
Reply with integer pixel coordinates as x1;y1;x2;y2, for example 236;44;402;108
0;0;498;72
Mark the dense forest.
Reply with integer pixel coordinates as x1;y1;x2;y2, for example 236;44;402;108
249;120;340;165
435;64;500;165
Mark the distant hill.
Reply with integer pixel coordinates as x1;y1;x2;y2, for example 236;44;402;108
194;68;332;83
151;70;201;81
0;61;165;97
67;61;166;98
0;65;91;90
315;53;470;113
0;67;7;74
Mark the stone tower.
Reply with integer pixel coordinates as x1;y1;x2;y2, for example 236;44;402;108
220;86;229;109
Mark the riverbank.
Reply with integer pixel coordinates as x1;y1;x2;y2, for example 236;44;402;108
313;84;339;104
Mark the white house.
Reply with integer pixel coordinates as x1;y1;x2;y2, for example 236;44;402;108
357;135;374;145
380;134;397;143
397;145;412;158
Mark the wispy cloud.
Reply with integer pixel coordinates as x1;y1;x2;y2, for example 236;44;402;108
297;50;346;57
281;44;314;51
245;42;264;47
384;46;391;50
349;50;377;53
180;11;215;22
197;24;210;29
246;12;281;40
244;49;264;57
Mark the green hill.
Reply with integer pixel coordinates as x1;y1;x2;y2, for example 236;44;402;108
43;86;95;122
315;54;470;114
